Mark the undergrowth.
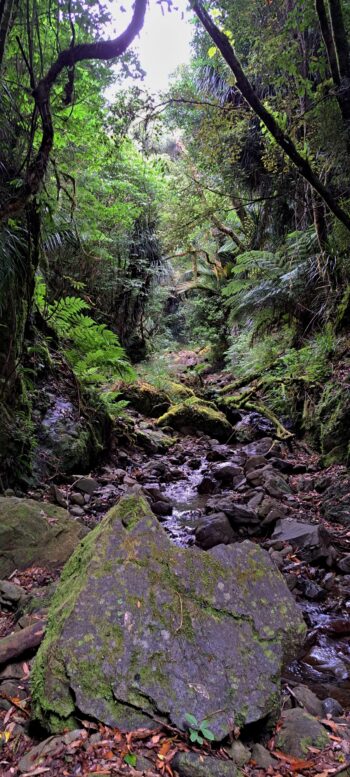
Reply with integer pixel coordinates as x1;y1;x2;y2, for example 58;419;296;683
34;277;135;417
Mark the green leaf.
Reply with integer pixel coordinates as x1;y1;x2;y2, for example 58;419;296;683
189;730;199;743
208;46;217;58
201;728;215;741
124;753;137;766
185;713;198;727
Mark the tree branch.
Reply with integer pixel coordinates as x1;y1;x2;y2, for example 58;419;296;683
191;0;350;232
0;0;147;222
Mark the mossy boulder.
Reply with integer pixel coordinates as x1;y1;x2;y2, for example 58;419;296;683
33;386;111;481
32;494;305;738
0;497;87;578
116;381;170;417
312;382;350;465
162;381;195;401
319;384;350;464
156;398;233;441
275;708;329;758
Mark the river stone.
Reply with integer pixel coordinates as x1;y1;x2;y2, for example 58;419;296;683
0;497;87;578
271;518;320;549
172;751;236;777
275;708;329;757
195;513;236;549
32;494;306;738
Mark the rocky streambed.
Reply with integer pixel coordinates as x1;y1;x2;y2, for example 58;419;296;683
1;399;350;776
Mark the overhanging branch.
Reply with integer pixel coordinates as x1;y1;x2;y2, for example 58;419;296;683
191;0;350;233
0;0;147;222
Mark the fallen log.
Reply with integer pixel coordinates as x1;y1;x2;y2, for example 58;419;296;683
0;619;46;665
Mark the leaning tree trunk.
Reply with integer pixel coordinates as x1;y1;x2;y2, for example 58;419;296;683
191;0;350;232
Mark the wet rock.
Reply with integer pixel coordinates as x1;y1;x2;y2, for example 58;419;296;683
195;513;236;549
213;463;244;485
264;475;291;498
0;497;87;578
271;518;320;550
152;501;173;517
187;458;202;469
33;495;306;737
0;580;27;608
246;466;273;487
207;444;241;463
172;752;236;777
338;554;350;573
275;708;329;757
206;496;258;527
251;743;278;768
244;455;268;473
197;476;216;495
297;578;326;601
243;437;273;456
75;477;99;495
292;684;323;717
322;697;344;717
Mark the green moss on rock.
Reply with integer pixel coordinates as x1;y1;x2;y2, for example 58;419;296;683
156;398;233;441
32;495;305;739
115;381;170;417
317;382;350;464
0;497;87;578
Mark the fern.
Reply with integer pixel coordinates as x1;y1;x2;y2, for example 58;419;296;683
35;277;135;407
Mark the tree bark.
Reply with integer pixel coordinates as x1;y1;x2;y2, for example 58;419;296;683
0;0;14;68
0;0;147;222
329;0;350;81
191;0;350;233
315;0;350;135
315;0;341;85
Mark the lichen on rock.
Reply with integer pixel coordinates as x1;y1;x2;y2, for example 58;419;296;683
32;494;306;739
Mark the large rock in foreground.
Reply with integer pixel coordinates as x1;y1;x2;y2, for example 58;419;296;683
32;495;306;738
0;497;87;578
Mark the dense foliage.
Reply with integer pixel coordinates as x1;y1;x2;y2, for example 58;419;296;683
1;0;350;482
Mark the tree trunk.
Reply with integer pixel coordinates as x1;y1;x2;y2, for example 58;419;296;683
0;0;14;68
0;0;147;222
315;0;350;137
329;0;350;81
191;0;350;233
